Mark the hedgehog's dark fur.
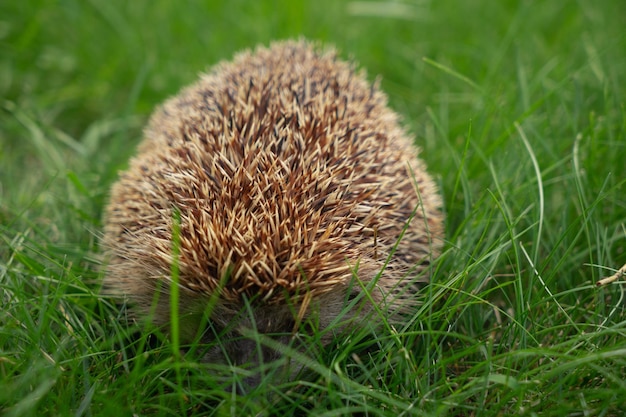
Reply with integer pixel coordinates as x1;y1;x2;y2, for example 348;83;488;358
102;40;444;382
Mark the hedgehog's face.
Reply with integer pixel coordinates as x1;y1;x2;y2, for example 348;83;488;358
194;304;298;389
178;286;373;390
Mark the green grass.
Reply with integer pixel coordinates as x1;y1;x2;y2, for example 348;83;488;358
1;0;625;415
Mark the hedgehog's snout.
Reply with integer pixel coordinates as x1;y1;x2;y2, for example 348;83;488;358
191;288;367;387
197;319;299;390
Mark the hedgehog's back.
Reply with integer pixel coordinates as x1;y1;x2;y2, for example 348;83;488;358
102;40;443;328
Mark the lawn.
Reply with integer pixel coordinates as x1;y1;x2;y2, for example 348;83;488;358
1;0;625;415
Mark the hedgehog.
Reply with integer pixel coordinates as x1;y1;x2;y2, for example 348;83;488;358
102;40;444;385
